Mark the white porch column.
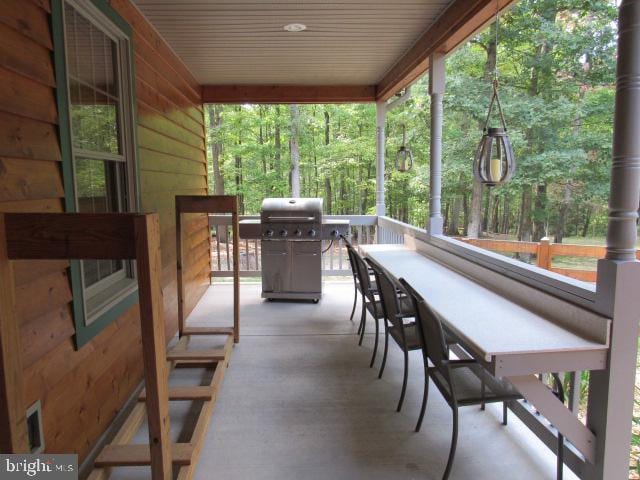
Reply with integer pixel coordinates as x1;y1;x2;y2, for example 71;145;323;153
586;2;640;478
375;101;386;217
428;53;445;235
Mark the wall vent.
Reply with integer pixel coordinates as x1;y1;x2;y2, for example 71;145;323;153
26;400;44;454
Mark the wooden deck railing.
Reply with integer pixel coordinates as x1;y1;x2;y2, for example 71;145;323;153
458;237;640;283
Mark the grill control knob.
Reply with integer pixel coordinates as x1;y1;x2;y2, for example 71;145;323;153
308;229;317;238
294;229;302;237
331;230;340;238
264;229;274;238
280;229;288;237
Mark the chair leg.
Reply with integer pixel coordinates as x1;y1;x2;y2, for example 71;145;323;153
397;347;409;412
378;323;389;379
369;316;379;368
480;378;486;411
415;367;429;432
557;432;564;480
349;283;358;321
358;299;366;346
503;401;508;426
442;407;459;480
356;293;365;335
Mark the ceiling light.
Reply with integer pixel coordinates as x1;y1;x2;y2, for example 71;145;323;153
284;23;306;32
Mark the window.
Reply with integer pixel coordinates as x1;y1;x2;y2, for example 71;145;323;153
54;0;139;346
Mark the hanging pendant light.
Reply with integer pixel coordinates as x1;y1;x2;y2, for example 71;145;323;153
473;11;516;186
395;123;414;172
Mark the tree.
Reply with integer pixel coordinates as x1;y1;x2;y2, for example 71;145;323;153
289;104;301;197
207;104;224;195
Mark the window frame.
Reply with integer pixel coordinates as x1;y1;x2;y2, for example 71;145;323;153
52;0;140;348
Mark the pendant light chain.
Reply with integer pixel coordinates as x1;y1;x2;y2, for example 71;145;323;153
473;0;516;187
482;3;508;134
494;1;500;83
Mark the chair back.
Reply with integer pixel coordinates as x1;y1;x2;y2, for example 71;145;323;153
368;259;402;329
342;236;357;279
400;278;451;382
340;234;353;249
351;248;376;303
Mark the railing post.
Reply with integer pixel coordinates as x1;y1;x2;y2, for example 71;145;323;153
536;237;552;271
428;53;445;235
585;2;640;478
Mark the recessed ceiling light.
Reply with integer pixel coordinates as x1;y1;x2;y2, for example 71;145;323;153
284;23;306;32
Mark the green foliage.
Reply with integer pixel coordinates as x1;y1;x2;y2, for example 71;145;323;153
206;0;618;239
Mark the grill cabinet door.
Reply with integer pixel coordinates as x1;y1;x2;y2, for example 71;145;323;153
290;241;321;294
262;241;289;293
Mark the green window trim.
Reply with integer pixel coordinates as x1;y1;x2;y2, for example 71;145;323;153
52;0;141;348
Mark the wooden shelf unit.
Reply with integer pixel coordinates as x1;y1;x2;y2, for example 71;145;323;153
176;195;240;343
0;212;235;480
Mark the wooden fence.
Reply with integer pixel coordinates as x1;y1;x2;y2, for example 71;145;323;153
458;237;640;283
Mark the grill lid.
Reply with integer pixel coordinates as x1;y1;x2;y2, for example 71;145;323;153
261;198;323;224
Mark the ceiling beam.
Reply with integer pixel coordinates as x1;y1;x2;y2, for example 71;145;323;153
202;85;377;104
376;0;516;101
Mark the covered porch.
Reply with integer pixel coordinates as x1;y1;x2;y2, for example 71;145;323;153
0;0;639;479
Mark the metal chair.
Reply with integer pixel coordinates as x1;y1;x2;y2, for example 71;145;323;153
341;235;362;323
400;278;521;480
368;258;419;412
348;246;385;368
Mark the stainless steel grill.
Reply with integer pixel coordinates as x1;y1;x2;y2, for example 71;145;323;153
253;198;348;302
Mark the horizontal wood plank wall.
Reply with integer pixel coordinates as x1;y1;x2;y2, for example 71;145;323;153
109;0;209;339
0;0;209;462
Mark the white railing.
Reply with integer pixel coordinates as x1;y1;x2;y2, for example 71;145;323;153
209;214;400;277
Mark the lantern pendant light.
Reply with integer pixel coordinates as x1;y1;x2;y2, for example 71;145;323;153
395;123;414;172
473;11;516;186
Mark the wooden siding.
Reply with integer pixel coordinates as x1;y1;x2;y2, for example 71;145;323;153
0;0;208;462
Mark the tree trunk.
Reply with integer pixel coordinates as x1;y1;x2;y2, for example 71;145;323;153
274;106;282;194
324;110;330;145
323;109;331;212
235;154;243;214
361;162;371;213
491;196;500;233
462;193;469;236
532;184;547;241
483;23;497;80
501;197;510;234
443;202;450;232
582;208;591;237
289;104;301;197
207;105;224;195
554;182;572;243
447;196;462;236
467;180;483;238
518;186;533;242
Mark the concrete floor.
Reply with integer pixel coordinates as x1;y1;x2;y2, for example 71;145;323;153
114;281;578;480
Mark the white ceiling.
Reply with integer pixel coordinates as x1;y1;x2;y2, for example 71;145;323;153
131;0;452;85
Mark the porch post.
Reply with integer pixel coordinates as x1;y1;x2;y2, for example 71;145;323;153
586;1;640;478
375;101;386;217
428;53;445;235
